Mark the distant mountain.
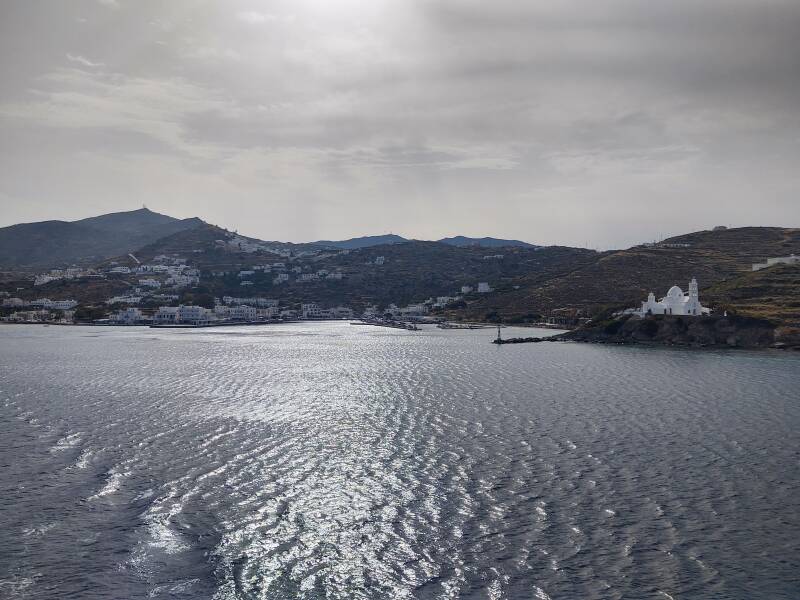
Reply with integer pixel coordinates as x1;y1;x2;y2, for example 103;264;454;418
311;234;538;250
437;236;537;248
312;234;408;250
0;208;203;269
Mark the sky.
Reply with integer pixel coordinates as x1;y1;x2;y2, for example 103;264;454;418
1;0;799;249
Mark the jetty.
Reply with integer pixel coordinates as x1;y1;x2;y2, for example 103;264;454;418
351;319;420;331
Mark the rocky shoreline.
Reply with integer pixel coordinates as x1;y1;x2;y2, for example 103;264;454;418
555;314;800;350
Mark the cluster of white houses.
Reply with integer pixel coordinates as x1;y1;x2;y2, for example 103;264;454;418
2;297;78;310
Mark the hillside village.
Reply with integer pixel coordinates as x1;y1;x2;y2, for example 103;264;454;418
0;209;798;330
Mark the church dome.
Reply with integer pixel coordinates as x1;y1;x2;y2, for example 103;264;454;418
667;285;683;298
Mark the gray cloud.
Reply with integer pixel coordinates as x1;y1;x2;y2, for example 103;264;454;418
0;0;798;247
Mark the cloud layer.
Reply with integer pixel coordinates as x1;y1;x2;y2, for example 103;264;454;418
1;0;798;247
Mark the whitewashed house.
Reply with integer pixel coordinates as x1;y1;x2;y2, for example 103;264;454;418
752;254;799;271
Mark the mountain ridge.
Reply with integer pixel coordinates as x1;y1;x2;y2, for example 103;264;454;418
0;208;204;269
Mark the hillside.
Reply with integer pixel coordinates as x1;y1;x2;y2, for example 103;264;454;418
704;264;800;325
438;236;536;248
122;230;596;310
0;208;203;269
456;227;800;320
312;234;408;249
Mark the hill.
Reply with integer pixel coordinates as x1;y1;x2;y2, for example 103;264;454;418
312;234;408;249
437;236;537;248
454;227;800;321
0;208;203;269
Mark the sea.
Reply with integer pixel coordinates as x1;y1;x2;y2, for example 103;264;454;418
0;322;798;599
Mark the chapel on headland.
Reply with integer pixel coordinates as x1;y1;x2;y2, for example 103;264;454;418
637;278;710;316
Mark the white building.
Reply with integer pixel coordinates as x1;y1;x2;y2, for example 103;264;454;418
2;297;25;308
229;305;257;321
638;278;709;316
257;307;279;319
34;275;58;286
752;254;799;271
138;278;161;288
29;298;78;310
301;303;322;319
112;307;145;324
461;285;474;294
166;274;199;288
154;305;213;325
399;303;429;316
477;282;492;293
178;305;213;325
222;296;278;307
107;295;142;305
273;273;289;284
49;299;78;310
374;256;385;266
433;296;460;308
153;306;180;324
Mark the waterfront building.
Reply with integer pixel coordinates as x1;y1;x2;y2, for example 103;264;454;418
2;297;25;308
752;254;799;271
257;307;279;319
301;303;322;319
153;306;180;324
112;307;145;324
229;305;257;321
177;305;213;325
638;278;709;316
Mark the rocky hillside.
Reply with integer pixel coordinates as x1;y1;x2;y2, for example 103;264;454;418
704;264;800;325
457;227;800;321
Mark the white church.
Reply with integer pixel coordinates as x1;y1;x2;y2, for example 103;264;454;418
637;278;710;317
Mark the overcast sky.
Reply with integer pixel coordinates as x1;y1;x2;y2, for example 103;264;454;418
1;1;798;248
